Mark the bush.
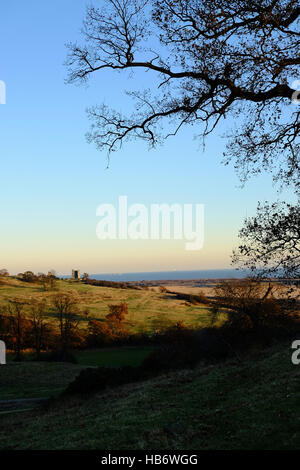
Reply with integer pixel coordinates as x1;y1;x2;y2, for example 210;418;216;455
64;365;143;395
21;271;38;283
213;278;298;331
107;302;129;323
38;349;78;364
86;320;115;347
143;327;231;373
85;279;140;290
64;316;300;397
167;291;208;304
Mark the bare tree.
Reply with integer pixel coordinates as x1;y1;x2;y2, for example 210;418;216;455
213;278;288;330
40;273;57;291
7;299;29;361
66;0;299;189
52;293;81;353
28;299;50;357
67;0;300;278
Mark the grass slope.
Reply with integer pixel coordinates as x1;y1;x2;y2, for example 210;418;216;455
0;341;299;450
0;362;85;400
0;278;214;333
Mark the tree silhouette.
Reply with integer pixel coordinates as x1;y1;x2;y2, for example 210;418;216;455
66;0;299;189
67;0;300;276
233;201;300;278
52;293;81;353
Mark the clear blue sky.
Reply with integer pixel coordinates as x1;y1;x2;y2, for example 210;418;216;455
0;0;295;275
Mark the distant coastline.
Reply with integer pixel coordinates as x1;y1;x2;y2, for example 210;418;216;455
88;269;248;282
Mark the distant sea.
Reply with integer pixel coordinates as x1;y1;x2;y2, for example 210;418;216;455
90;269;249;282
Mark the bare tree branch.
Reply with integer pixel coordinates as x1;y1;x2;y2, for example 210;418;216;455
232;201;300;279
66;0;300;187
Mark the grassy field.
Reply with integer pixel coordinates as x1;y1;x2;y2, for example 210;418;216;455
6;346;156;368
0;277;215;333
0;362;85;401
2;276;297;450
0;340;298;449
0;346;155;409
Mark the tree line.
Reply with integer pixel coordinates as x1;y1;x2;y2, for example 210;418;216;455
0;294;131;361
0;277;298;362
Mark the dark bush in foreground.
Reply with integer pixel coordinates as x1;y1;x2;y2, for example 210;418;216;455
64;317;300;396
63;327;230;396
64;365;144;395
38;350;78;364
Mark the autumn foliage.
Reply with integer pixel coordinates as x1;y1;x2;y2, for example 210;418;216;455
87;302;129;347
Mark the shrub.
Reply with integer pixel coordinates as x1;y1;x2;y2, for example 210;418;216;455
85;279;140;290
22;271;38;283
38;349;78;364
107;302;129;322
105;302;129;338
86;320;115;347
167;291;208;304
64;365;143;395
213;278;296;331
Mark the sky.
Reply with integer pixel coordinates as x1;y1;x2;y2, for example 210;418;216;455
0;0;296;276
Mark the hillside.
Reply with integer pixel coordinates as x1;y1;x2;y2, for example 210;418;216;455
0;277;213;334
0;340;299;450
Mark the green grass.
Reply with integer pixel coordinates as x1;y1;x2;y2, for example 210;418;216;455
0;277;217;334
75;346;155;367
0;362;85;400
1;346;156;400
3;277;296;449
0;340;299;449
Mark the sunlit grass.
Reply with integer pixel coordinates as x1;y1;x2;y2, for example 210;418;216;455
0;277;216;333
0;341;298;449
